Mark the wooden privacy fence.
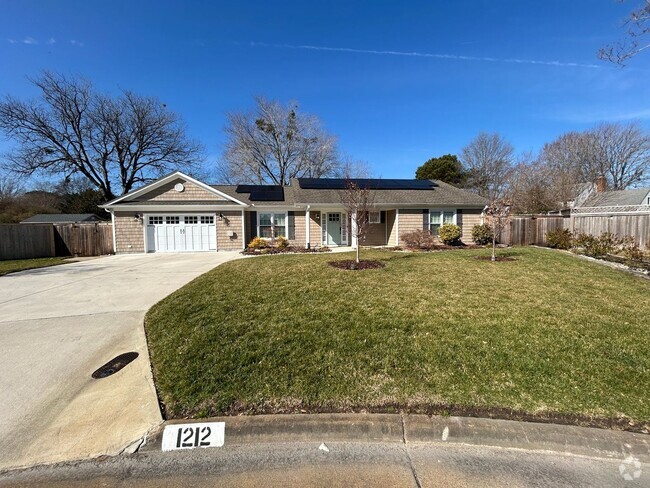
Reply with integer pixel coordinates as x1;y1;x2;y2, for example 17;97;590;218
503;212;649;249
0;224;56;260
53;222;114;257
0;222;114;260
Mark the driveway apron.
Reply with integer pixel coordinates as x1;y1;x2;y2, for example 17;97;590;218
0;252;240;470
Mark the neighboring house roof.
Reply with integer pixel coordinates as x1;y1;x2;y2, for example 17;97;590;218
581;188;650;207
20;213;102;224
104;171;488;209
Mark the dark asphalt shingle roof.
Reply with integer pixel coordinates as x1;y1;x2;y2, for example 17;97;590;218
20;213;102;224
582;188;650;207
212;179;487;207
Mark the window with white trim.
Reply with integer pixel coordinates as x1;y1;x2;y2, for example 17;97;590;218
200;216;214;224
368;211;381;224
149;216;163;225
429;210;455;235
184;216;198;224
258;212;287;238
165;216;180;224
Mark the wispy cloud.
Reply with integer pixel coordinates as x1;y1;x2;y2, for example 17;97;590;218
22;36;38;45
250;42;602;69
69;39;84;47
46;37;56;45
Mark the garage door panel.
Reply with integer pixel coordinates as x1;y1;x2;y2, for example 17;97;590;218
146;215;216;253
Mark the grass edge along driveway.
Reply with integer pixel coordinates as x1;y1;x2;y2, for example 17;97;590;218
0;257;67;276
145;247;650;432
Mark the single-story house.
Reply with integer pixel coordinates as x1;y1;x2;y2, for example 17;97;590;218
100;172;487;253
20;213;104;224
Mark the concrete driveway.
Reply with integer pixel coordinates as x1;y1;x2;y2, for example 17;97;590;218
0;252;241;471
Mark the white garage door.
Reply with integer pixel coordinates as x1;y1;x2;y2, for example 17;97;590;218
146;215;217;252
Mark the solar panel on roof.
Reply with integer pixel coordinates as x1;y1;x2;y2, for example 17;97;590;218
249;187;284;201
298;178;436;190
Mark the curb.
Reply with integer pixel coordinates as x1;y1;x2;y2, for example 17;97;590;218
141;413;650;462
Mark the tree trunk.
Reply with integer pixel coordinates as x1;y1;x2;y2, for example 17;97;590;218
356;241;360;264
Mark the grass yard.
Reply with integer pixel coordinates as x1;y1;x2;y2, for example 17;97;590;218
0;257;67;276
145;247;650;431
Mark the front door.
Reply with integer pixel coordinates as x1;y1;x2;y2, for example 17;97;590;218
326;213;342;245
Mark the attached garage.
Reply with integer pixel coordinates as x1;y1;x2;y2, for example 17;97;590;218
145;214;216;252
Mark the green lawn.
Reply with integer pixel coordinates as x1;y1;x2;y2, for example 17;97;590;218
145;247;650;431
0;257;67;276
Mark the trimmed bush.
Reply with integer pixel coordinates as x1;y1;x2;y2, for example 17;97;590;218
471;224;493;245
574;232;616;257
546;229;573;250
438;223;462;245
401;230;436;249
248;237;268;249
275;236;289;249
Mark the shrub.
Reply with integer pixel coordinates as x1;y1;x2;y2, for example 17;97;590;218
574;232;617;257
275;236;289;249
248;237;268;249
471;224;493;245
546;228;573;250
438;223;462;245
619;236;645;261
401;229;436;249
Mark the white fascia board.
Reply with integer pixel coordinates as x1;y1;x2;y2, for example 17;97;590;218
102;171;249;207
106;204;245;212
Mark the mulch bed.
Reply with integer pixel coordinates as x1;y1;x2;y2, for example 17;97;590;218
242;246;331;256
475;256;516;262
328;259;386;270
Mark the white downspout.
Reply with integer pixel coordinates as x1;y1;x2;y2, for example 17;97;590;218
305;205;311;249
241;209;246;250
351;213;358;249
395;208;399;246
110;209;117;254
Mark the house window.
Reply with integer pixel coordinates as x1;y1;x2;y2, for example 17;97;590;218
258;212;287;238
149;216;163;225
165;216;180;224
200;216;214;224
429;210;455;235
368;211;381;224
184;216;198;224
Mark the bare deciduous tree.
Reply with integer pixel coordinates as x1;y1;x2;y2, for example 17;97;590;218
461;132;514;201
340;179;375;265
540;122;650;191
0;174;23;203
483;199;513;261
509;159;557;214
219;97;340;185
0;72;202;201
599;0;650;65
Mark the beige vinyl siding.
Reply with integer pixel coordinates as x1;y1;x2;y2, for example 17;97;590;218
114;212;144;253
460;208;483;243
309;211;323;247
397;209;424;246
290;211;306;247
216;211;244;250
140;178;227;202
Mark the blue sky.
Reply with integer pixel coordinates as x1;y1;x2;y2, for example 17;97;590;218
1;0;649;181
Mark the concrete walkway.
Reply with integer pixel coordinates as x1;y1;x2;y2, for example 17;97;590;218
0;252;241;471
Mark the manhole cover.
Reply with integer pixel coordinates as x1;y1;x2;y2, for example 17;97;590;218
91;352;139;379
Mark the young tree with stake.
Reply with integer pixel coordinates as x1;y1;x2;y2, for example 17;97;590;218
340;179;375;265
483;199;513;262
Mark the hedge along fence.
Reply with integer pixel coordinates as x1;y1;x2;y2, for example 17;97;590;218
0;224;56;260
0;222;114;260
498;212;649;250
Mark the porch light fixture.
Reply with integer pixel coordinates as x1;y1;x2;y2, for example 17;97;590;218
134;213;143;223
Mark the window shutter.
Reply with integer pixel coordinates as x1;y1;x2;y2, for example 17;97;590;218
456;209;463;228
422;209;430;231
380;210;386;224
249;211;257;240
341;213;348;244
288;211;296;240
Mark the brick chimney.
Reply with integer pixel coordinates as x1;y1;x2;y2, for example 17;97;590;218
596;175;607;193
